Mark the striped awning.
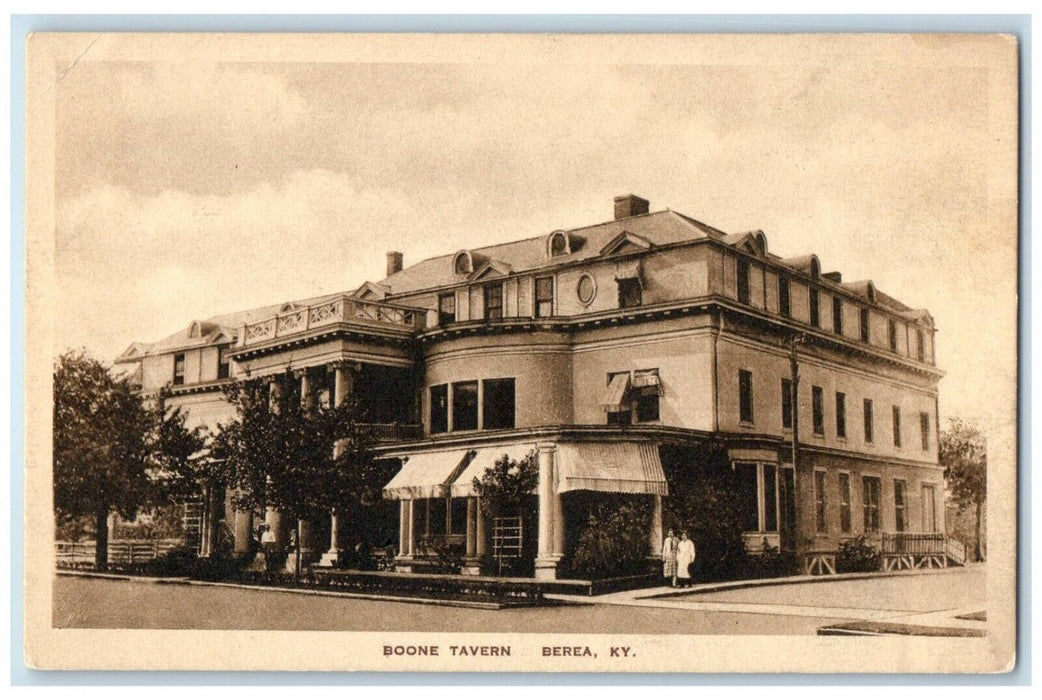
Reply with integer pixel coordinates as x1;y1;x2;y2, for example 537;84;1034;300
382;449;472;501
599;373;631;413
449;444;537;498
614;259;643;282
555;442;668;496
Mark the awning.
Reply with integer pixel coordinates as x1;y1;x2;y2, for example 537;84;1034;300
555;442;668;496
600;373;631;413
449;443;537;498
382;449;472;501
632;370;662;394
614;259;643;283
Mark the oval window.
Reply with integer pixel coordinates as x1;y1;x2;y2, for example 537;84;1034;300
577;274;596;306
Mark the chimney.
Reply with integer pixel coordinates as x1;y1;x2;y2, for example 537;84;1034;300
614;194;650;220
386;251;403;276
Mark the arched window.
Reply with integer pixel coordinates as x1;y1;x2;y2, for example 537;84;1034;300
453;251;473;275
548;231;570;258
188;321;201;338
809;256;821;280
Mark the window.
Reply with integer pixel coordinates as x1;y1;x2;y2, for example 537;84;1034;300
763;464;778;531
859;307;871;343
633;369;661;422
863;399;874;443
217;348;230;380
916;328;926;362
892;405;902;448
430;384;449;434
781;378;793;429
739;369;754;424
482;378;516;430
862;475;881;532
888;318;898;351
814;471;827;533
832;296;843;335
836;392;847;438
451;381;479;431
173;353;185;385
534;276;554;318
809;288;820;327
438;293;456;325
549;232;569;257
811;386;824;436
484;283;503;320
922;484;937;532
778;277;791;317
577;274;596;305
617;278;642;308
735;463;760;532
737;259;751;304
450;498;468;535
838;473;852;533
606;372;632;426
920;411;931;451
894;479;907;532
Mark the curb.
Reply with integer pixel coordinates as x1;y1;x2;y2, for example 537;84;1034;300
642;564;975;600
56;570;541;610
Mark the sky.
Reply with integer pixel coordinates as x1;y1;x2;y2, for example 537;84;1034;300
50;34;1018;437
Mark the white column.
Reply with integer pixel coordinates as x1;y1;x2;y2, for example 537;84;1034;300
534;443;560;580
406;499;416;556
475;497;487;557
649;495;663;557
465;497;478;558
399;500;410;557
320;363;353;566
233;504;253;554
552;491;565;557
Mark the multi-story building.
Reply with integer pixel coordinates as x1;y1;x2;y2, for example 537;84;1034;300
118;194;945;579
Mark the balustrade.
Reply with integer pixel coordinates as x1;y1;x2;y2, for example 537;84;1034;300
240;295;427;348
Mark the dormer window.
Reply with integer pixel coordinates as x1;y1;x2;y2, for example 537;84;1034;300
188;321;201;338
453;251;474;276
548;231;570;258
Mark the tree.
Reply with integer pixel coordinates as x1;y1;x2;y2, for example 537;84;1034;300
472;451;539;519
53;351;153;571
940;418;987;561
216;369;380;578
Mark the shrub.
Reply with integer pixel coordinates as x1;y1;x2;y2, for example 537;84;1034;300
564;494;651;579
836;535;881;573
742;545;800;579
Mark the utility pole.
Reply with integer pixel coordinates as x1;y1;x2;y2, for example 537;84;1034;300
788;332;805;553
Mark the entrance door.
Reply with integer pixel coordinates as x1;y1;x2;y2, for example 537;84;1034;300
921;484;937;533
778;467;798;551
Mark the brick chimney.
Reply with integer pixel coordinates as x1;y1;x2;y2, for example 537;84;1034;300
386;251;403;276
614;194;650;220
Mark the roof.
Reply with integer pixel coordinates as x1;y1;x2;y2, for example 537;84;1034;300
377;210;726;296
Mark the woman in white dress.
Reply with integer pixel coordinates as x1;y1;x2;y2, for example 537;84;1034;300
676;530;696;588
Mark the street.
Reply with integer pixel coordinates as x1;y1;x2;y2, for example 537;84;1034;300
52;566;985;636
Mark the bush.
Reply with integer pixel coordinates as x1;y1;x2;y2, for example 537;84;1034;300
741;546;800;580
563;494;651;580
836;535;881;573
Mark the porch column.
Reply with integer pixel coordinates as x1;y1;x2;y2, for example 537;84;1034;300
265;507;285;547
320;363;354;566
406;499;417;556
534;443;561;580
649;495;663;558
475;496;487;557
465;498;478;557
552;491;565;557
398;500;410;557
232;505;253;554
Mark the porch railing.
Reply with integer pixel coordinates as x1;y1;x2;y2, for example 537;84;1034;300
881;532;947;556
357;422;424;442
946;537;967;565
239;295;428;348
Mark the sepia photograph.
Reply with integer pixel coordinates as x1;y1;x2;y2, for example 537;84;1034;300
23;30;1019;673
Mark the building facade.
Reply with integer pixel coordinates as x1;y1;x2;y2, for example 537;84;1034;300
117;194;945;579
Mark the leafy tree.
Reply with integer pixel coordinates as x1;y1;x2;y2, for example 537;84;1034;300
473;451;539;519
565;493;651;578
148;387;210;505
53;351;153;571
940;418;987;561
216;369;379;578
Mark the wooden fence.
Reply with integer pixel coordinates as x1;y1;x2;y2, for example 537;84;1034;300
55;539;183;568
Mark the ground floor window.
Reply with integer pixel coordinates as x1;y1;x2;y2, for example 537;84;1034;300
922;484;937;533
894;479;908;532
814;470;827;533
838;473;852;533
733;462;780;533
862;475;881;532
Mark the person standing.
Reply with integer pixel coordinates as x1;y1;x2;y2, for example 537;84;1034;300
677;530;697;588
661;528;680;587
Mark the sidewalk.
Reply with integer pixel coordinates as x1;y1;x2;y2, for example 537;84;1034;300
545;565;986;634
